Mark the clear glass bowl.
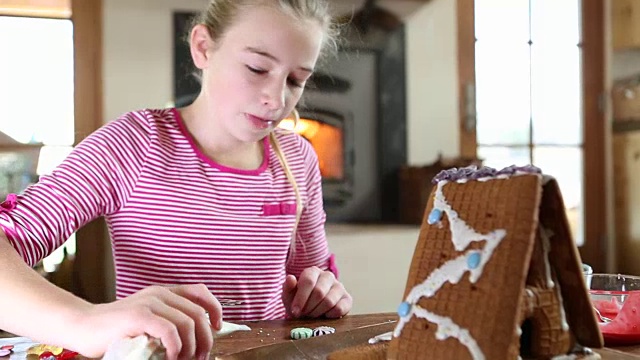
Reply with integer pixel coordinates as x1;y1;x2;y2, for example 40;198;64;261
585;273;640;345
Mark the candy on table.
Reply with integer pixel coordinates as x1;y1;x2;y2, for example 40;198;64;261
39;351;57;360
54;349;79;359
28;344;63;356
0;344;14;357
312;326;336;337
26;344;78;360
290;327;313;340
38;350;79;360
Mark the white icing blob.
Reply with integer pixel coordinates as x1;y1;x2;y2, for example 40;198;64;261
368;331;393;344
215;321;252;337
538;226;570;332
551;355;578;360
555;284;570;332
539;226;556;289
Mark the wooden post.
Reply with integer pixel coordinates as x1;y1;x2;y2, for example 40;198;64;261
72;0;109;303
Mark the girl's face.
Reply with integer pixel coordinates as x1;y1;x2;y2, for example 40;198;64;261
192;5;324;143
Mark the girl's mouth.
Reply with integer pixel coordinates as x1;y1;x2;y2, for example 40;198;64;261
246;114;275;130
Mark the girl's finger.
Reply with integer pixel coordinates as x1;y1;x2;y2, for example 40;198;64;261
168;284;222;330
156;291;213;358
291;268;322;317
281;275;298;317
131;312;182;360
301;271;335;316
307;282;344;318
324;294;353;319
149;302;197;360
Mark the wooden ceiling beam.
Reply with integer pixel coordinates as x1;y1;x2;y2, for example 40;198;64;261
0;0;71;18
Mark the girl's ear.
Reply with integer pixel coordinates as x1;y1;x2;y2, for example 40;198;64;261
190;24;214;70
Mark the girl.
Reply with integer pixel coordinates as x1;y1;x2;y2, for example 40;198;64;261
0;0;352;359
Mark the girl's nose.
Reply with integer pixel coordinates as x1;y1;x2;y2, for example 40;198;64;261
261;80;286;111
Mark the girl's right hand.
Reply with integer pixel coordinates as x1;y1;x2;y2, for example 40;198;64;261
70;283;222;360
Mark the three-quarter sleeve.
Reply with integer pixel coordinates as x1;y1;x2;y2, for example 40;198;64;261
0;114;150;267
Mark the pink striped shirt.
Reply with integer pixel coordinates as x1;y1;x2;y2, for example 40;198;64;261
0;108;334;321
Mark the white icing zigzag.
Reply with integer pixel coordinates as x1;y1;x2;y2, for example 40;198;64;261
394;181;507;360
538;226;570;332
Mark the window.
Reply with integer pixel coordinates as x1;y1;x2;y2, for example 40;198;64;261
0;16;76;271
474;0;584;245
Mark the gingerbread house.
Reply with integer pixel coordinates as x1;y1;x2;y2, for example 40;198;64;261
330;165;603;360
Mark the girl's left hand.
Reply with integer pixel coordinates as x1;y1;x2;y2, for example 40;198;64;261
282;266;352;319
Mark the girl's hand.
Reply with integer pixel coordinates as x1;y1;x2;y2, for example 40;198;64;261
282;266;352;319
70;284;221;360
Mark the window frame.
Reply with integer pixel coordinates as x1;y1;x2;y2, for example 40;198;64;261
458;0;606;271
1;0;108;302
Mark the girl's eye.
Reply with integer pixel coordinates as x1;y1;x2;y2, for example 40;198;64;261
246;65;303;88
288;78;303;88
246;66;266;74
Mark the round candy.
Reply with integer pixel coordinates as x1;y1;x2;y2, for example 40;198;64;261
0;345;13;350
467;251;482;269
312;326;336;337
39;351;57;360
0;349;10;357
27;344;63;356
290;327;313;340
57;349;80;360
397;301;412;317
427;208;443;225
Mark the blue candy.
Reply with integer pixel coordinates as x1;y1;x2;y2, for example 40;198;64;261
397;301;412;317
467;252;481;269
427;208;443;225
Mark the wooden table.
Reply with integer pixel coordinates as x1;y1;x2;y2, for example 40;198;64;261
3;313;640;359
213;313;397;359
213;313;640;359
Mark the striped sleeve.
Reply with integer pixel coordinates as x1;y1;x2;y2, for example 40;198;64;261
0;112;151;267
284;134;333;278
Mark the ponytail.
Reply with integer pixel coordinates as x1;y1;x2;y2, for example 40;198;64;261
269;109;303;261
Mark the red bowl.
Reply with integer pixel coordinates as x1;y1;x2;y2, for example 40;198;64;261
586;273;640;345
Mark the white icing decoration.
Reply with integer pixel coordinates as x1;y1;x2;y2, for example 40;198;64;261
539;226;570;332
539;227;556;289
394;181;507;360
551;355;578;360
215;321;252;337
368;331;393;344
525;288;535;298
411;306;484;360
206;314;252;337
555;282;570;332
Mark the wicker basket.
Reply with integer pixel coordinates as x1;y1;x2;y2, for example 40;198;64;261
398;156;482;224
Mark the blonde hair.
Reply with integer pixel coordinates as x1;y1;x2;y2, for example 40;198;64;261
191;0;340;63
269;110;302;251
191;0;339;258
